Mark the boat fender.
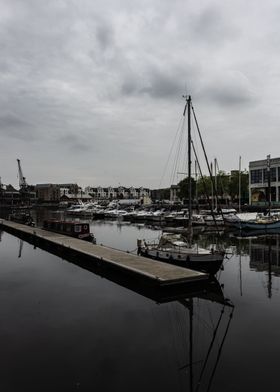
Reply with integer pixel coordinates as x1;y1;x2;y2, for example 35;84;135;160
186;256;190;263
211;248;214;254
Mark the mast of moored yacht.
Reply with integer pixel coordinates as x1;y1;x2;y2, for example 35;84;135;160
187;95;192;233
238;156;242;213
182;94;193;234
267;154;271;217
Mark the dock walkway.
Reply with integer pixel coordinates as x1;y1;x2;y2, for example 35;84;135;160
0;219;208;287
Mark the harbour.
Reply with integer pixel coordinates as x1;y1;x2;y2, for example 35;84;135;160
1;214;280;391
1;96;280;392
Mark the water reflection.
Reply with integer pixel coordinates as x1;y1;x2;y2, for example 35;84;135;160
175;297;234;392
18;239;23;258
0;230;235;392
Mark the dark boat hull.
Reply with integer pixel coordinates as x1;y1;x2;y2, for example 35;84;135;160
139;249;223;275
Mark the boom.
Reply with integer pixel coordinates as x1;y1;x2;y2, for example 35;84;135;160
17;159;27;189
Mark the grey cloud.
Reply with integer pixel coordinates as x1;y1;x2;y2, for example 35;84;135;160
200;74;257;107
0;0;279;188
191;6;237;44
140;72;183;98
121;64;198;99
96;24;114;50
57;134;92;152
0;114;35;140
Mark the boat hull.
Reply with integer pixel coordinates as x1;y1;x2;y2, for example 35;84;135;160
139;248;224;274
234;220;280;230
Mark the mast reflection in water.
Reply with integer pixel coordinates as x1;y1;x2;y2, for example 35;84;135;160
3;219;280;391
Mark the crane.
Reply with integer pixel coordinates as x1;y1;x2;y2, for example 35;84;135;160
17;159;28;189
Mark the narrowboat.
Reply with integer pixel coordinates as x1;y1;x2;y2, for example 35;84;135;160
43;220;96;243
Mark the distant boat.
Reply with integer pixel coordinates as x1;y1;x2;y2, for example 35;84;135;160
230;214;280;230
9;210;35;226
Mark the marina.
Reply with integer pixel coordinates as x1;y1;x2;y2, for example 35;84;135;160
2;215;280;391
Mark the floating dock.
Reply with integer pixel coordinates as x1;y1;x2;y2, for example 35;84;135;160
0;219;208;287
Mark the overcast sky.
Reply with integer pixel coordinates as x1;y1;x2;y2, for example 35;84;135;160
1;0;280;189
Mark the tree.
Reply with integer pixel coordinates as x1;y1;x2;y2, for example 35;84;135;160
178;177;196;201
228;170;249;202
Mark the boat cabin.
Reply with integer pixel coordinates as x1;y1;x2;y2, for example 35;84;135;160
43;220;95;242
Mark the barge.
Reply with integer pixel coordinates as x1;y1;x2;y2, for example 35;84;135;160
43;220;96;243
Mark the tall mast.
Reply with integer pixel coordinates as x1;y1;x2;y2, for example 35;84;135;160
267;154;271;217
238;156;242;213
182;95;192;232
187;95;192;232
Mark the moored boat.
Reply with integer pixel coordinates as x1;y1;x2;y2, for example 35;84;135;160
137;95;225;274
9;211;35;226
137;233;224;274
43;220;96;242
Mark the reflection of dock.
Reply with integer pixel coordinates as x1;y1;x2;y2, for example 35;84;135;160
0;219;208;290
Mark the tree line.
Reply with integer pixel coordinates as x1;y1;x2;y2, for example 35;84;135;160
178;170;249;203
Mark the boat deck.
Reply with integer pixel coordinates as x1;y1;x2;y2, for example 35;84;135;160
0;219;208;287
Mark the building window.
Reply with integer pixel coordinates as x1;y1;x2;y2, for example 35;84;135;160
263;167;276;182
251;169;263;184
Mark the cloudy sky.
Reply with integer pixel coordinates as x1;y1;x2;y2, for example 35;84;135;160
1;0;280;189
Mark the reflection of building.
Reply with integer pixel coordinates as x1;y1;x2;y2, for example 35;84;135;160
249;157;280;205
249;237;280;275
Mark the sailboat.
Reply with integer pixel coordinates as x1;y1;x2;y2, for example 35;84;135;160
138;95;225;274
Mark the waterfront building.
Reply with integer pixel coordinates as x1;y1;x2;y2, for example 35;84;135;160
87;186;151;201
0;183;36;207
36;184;61;202
249;157;280;206
59;183;79;195
170;185;180;203
36;183;81;203
0;184;21;207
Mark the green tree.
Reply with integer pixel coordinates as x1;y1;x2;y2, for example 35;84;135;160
229;171;249;201
178;177;196;201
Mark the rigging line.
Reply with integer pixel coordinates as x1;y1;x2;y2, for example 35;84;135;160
206;307;235;392
195;306;225;392
179;129;188;178
215;159;226;197
166;305;185;392
191;105;226;223
170;117;186;185
191;141;220;234
191;114;201;175
170;303;186;363
159;116;184;188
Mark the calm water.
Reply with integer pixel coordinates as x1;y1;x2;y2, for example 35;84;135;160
1;213;280;391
